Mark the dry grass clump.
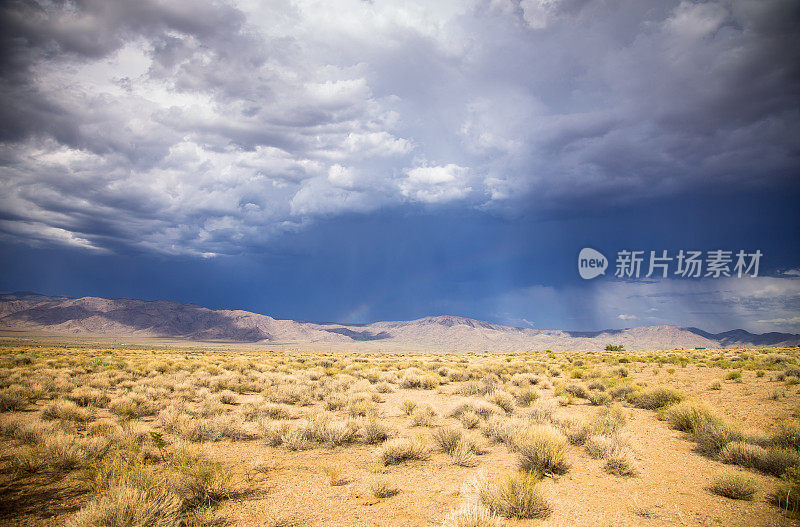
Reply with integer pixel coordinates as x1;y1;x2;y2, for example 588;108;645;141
347;397;378;418
74;445;231;526
527;398;556;423
374;381;395;393
664;399;722;434
358;418;392;444
183;414;251;442
13;431;96;474
591;404;626;435
773;421;800;450
488;391;515;414
400;368;440;389
274;414;359;449
433;426;465;454
450;438;480;467
439;503;509;527
411;405;437;427
585;434;626;459
513;387;539;407
67;483;183;527
603;450;638;477
110;394;158;419
241;400;293;421
433;426;484;466
554;417;591;446
563;384;588;399
42;399;93;422
709;471;758;500
464;471;550;520
513;424;569;475
774;466;800;515
693;418;743;456
484;471;550;519
587;390;611;406
719;441;800;477
0;387;29;412
459;410;480;430
481;416;518;445
402;400;417;415
379;436;430;465
628;386;684;409
584;407;638;478
217;390;238;404
369;476;399;498
67;386;111;407
322;463;346;486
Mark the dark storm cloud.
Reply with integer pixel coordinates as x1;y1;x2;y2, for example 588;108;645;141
0;0;798;256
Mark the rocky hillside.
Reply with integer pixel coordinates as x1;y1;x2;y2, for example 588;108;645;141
1;293;798;351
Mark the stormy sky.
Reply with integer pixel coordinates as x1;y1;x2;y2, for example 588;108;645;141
1;0;799;332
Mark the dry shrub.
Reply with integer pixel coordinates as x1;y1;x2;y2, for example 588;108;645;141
433;426;464;455
411;405;437;427
591;404;626;435
110;394;158;419
67;484;182;527
369;476;399;498
774;466;800;515
528;399;555;423
555;417;591;446
440;503;508;527
322;463;346;486
664;399;721;434
488;391;514;414
628;386;684;410
466;471;550;520
359;418;391;444
604;450;638;477
513;387;539;407
459;410;480;429
709;471;757;500
379;436;430;465
402;400;417;415
481;416;516;445
720;441;800;477
513;424;569;475
0;387;29;412
67;386;110;408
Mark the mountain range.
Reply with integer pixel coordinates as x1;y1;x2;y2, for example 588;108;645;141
0;292;798;351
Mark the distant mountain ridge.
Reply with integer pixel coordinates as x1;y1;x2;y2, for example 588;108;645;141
0;292;798;351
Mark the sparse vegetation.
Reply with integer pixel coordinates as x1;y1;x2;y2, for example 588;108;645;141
0;342;795;526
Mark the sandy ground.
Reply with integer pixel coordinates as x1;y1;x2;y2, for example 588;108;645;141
0;347;798;527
